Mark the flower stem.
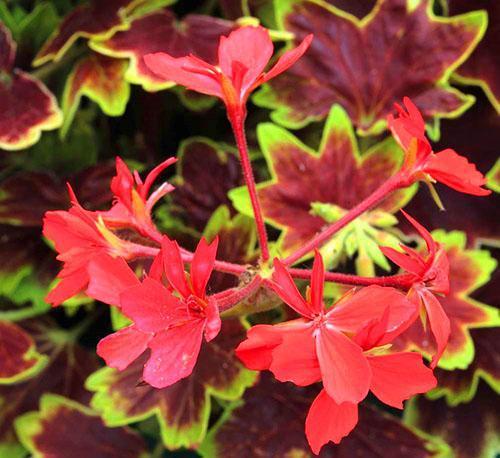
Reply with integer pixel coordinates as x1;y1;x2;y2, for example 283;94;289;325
288;268;415;289
283;175;401;265
214;275;263;312
229;112;270;262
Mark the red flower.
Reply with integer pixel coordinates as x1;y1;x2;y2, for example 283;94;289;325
236;252;434;453
90;236;221;388
380;211;450;367
388;97;490;196
42;187;144;306
143;26;312;116
103;157;176;239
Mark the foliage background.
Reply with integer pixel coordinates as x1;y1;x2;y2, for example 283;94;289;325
0;0;498;457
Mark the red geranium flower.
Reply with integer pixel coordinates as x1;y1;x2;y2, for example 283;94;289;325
103;157;176;239
42;187;145;306
143;25;312;117
388;97;490;196
236;252;435;453
90;236;221;388
380;211;450;367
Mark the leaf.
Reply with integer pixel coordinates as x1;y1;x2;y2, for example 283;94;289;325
0;321;48;384
200;373;449;457
448;0;500;113
0;318;100;452
32;0;162;66
254;0;486;134
61;53;130;137
15;394;147;458
203;206;257;293
429;328;500;405
486;159;500;193
0;23;61;151
393;230;499;370
86;319;256;450
229;105;414;264
405;383;500;458
171;138;243;233
89;10;234;92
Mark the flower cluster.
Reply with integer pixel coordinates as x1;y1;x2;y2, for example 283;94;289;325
41;24;492;454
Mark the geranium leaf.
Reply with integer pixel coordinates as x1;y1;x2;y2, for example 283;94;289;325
200;373;449;457
254;0;486;134
86;319;256;450
0;23;61;151
203;206;257;293
0;321;48;385
394;230;499;370
0;318;100;453
89;10;234;92
486;158;500;194
405;383;500;458
61;53;130;137
229;105;414;265
14;394;147;458
32;0;165;67
171;138;243;232
448;0;500;113
429;328;500;406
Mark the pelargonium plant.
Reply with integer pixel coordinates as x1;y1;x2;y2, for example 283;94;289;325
0;1;498;457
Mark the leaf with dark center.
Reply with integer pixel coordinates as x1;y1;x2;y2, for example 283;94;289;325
393;230;499;370
200;373;448;457
203;206;257;293
405;383;500;458
0;23;61;151
172;138;243;233
0;317;100;453
430;327;500;405
32;0;163;66
0;320;48;384
62;53;130;137
15;394;147;458
448;0;500;113
254;0;486;134
90;10;234;92
86;319;256;450
229;105;414;267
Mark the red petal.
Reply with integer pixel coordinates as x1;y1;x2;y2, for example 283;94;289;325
367;352;436;409
305;389;358;453
143;53;222;98
327;286;416;339
161;236;191;298
235;324;284;370
263;34;313;82
418;287;451;368
191;236;218;298
203;298;221;342
120;277;186;333
379;245;425;276
269;322;321;386
387;97;426;150
401;210;437;258
316;326;371;404
110;157;134;208
309;251;325;315
218;26;273;95
97;325;151;371
86;253;139;305
45;269;88;306
143;319;205;388
271;258;315;319
425;149;491;196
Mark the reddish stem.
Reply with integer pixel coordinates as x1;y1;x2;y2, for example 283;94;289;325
288;268;415;290
129;244;247;276
283;174;402;265
228;111;270;262
213;275;263;312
